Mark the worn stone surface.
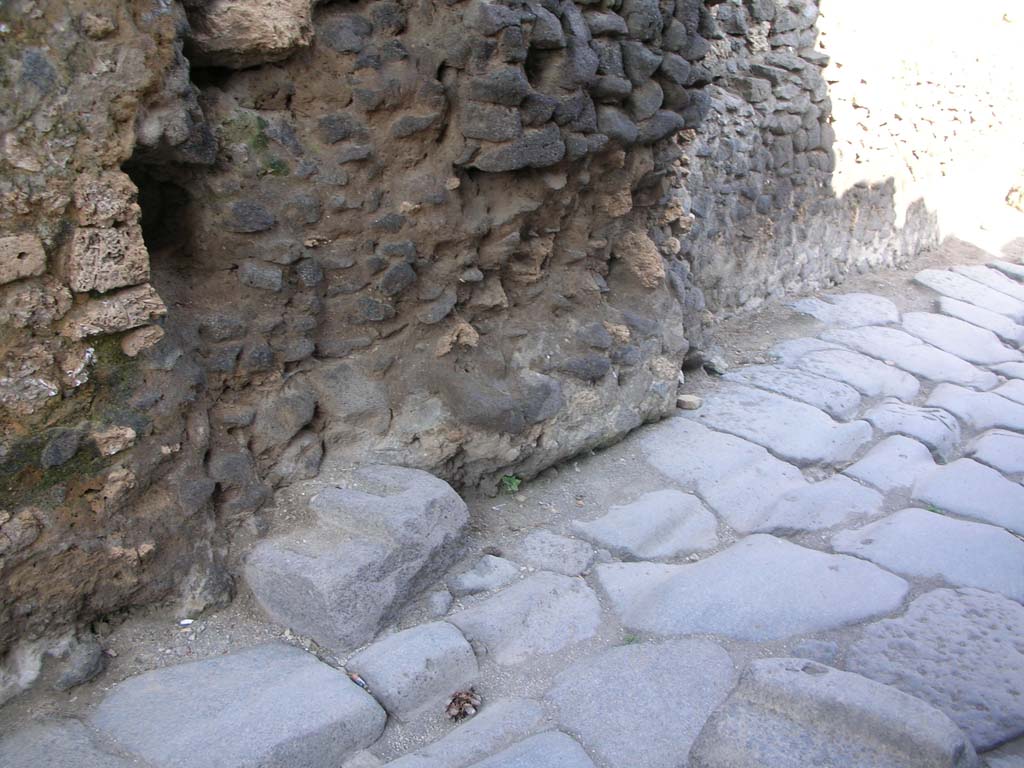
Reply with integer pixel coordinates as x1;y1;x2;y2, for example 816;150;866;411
915;269;1024;322
901;312;1021;365
91;644;386;768
506;531;594;576
753;475;883;535
185;0;314;68
572;489;718;560
546;640;736;768
690;658;979;768
953;265;1024;303
911;459;1024;535
348;622;478;721
0;720;136;768
467;732;596;768
447;555;520;597
846;588;1024;750
0;234;47;285
723;365;862;420
595;535;908;641
862;400;962;461
245;465;469;652
684;383;872;466
448;573;601;665
969;430;1024;475
821;326;999;389
936;297;1024;346
844;435;937;492
996;379;1024;405
791;292;900;327
779;345;921;400
926;384;1024;432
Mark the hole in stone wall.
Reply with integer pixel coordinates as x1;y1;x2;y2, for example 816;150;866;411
123;164;192;254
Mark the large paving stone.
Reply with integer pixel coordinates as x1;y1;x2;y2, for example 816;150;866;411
723;364;862;420
936;297;1024;346
506;530;593;576
912;458;1024;535
594;535;908;641
684;383;872;467
970;430;1024;474
468;732;596;768
780;344;921;400
639;418;808;533
991;260;1024;282
844;435;937;492
0;720;137;768
689;657;979;768
752;475;883;535
984;738;1024;768
245;465;468;652
832;508;1024;602
770;337;844;365
448;572;601;665
915;269;1024;322
927;383;1024;431
545;639;736;768
90;644;386;768
571;489;718;560
862;399;962;461
790;292;900;327
846;588;1024;750
954;265;1024;303
447;555;520;597
383;699;546;768
993;362;1024;379
822;326;999;389
996;379;1024;405
902;312;1022;365
348;622;478;721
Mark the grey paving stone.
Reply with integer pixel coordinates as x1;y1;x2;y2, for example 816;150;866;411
345;752;384;768
993;362;1024;379
571;489;718;560
723;364;862;420
996;379;1024;405
0;720;138;768
791;639;839;666
684;383;873;467
384;699;547;768
594;535;908;641
790;292;900;327
90;643;386;768
970;430;1024;474
984;738;1024;768
348;622;478;721
506;530;593;576
901;312;1022;365
991;260;1024;282
926;383;1024;431
545;640;736;768
752;475;883;535
954;265;1024;303
822;326;999;390
844;435;938;492
846;588;1024;750
689;657;979;768
785;346;921;400
447;555;520;597
448;572;601;665
770;337;844;365
936;297;1024;346
915;269;1024;322
639;418;808;533
912;459;1024;535
832;508;1024;601
862;399;962;461
467;732;596;768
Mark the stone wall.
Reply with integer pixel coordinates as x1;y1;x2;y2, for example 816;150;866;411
0;0;1019;685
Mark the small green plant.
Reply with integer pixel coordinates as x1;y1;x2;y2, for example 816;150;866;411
926;503;944;515
622;634;640;645
500;474;522;494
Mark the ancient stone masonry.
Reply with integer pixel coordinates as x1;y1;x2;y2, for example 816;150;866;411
0;0;1018;679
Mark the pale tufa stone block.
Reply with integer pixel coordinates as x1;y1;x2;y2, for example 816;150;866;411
0;234;47;285
61;284;166;339
66;223;150;293
73;171;139;227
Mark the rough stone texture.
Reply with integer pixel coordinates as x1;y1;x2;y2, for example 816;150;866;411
926;384;1024;432
791;292;900;327
690;658;979;768
846;588;1024;750
184;0;315;68
347;621;478;721
969;430;1024;475
545;640;736;768
506;531;594;576
0;720;137;768
0;234;47;285
779;345;921;400
723;365;862;420
572;489;718;560
90;644;386;768
862;400;962;461
936;297;1024;346
384;699;547;768
911;459;1024;535
821;326;999;390
901;312;1021;365
833;508;1024;602
595;535;908;641
844;435;937;492
984;739;1024;768
915;270;1024;322
245;465;469;652
467;732;596;768
447;555;520;597
684;383;872;466
448;572;602;665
